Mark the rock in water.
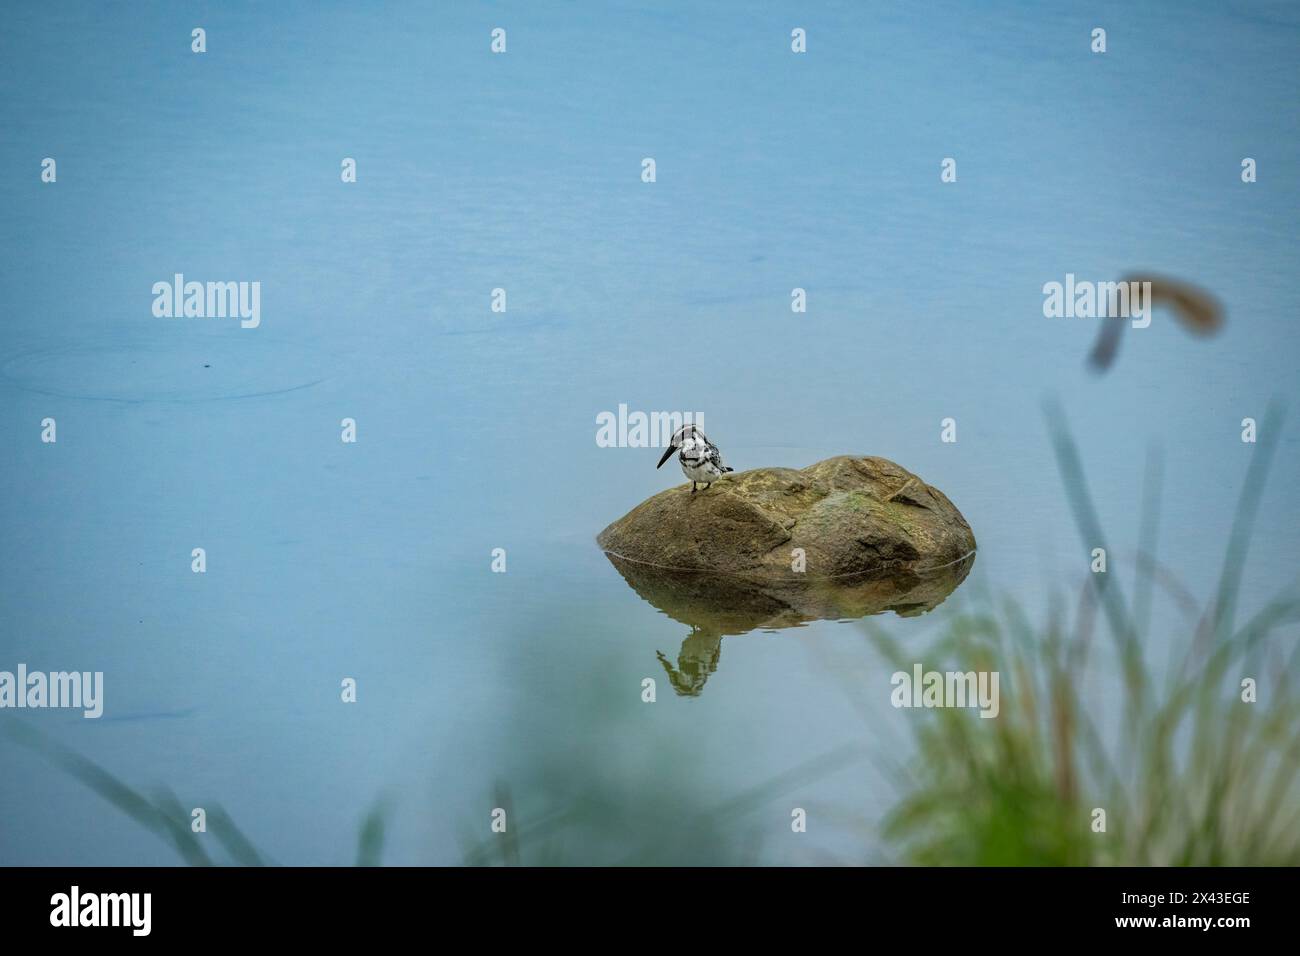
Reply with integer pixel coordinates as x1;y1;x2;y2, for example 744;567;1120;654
597;456;975;578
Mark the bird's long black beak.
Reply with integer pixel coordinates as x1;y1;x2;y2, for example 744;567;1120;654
656;445;675;469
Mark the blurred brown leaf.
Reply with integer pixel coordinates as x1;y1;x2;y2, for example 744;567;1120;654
1087;274;1224;372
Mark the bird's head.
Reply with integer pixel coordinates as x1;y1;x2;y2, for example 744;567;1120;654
656;424;706;468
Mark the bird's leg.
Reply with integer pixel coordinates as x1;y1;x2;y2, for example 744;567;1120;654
691;482;697;493
705;482;712;490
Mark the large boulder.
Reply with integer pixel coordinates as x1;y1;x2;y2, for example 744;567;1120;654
597;455;975;579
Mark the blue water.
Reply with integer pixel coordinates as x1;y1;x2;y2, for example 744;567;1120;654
1;1;1297;864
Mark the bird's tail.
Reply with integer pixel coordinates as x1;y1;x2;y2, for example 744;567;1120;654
723;466;734;473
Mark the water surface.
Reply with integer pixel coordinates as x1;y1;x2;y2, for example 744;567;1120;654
1;1;1297;865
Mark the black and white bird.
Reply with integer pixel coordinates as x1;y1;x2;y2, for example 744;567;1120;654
656;424;734;492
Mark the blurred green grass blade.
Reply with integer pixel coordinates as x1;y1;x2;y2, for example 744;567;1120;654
3;721;211;866
208;805;269;866
1041;399;1143;678
1134;442;1163;640
1206;401;1285;642
355;800;388;867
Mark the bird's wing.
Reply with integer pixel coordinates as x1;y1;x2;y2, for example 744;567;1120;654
1129;275;1224;335
1089;274;1225;373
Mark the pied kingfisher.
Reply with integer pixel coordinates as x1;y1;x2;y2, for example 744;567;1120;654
656;424;734;492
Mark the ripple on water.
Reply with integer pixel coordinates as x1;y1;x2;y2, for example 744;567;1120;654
0;338;334;403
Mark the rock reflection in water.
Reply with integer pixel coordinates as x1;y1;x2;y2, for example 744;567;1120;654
604;552;975;696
